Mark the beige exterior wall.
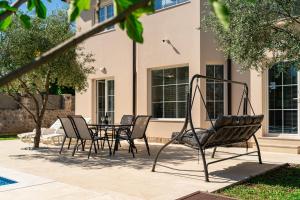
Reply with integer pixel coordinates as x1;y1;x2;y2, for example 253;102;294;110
76;0;250;140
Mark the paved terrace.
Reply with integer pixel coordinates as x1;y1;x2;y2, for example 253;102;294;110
0;140;299;199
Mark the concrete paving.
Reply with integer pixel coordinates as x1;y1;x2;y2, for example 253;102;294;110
0;140;299;199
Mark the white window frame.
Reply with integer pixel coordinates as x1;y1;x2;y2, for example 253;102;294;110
151;66;189;120
154;0;190;11
96;79;115;124
206;64;225;120
98;3;115;31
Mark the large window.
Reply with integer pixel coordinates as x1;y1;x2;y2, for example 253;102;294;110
151;66;189;118
154;0;189;10
97;80;115;123
98;4;114;30
206;65;224;120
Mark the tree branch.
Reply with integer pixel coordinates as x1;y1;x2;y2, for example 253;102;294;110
7;91;37;123
0;0;28;22
17;78;40;112
0;0;151;87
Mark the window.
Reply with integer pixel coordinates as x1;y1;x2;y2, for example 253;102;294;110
97;80;115;123
98;4;114;30
206;65;224;120
154;0;189;10
151;66;189;118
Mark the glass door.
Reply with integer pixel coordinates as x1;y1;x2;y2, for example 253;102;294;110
268;63;299;135
96;80;114;124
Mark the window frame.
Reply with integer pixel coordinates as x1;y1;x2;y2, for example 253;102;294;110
150;66;189;120
96;79;115;124
205;64;225;120
154;0;190;12
97;3;115;31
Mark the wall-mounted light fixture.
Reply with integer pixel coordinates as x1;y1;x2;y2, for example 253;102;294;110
99;67;107;74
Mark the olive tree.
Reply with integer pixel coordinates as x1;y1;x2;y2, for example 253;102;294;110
0;11;95;148
203;0;300;71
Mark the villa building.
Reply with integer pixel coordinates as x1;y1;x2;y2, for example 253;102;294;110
76;0;300;154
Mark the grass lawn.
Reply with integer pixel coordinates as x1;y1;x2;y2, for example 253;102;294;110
218;164;300;200
0;135;18;140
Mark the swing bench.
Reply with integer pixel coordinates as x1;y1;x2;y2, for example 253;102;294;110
151;74;264;182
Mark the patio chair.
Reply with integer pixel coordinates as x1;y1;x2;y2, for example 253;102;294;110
100;115;135;149
113;115;151;158
69;115;111;158
152;74;263;182
57;116;79;154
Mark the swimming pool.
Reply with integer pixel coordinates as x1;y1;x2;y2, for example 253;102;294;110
0;176;17;186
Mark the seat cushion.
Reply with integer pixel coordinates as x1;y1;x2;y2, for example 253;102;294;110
172;129;215;147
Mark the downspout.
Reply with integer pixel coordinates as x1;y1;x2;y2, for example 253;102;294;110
133;41;137;116
227;55;232;115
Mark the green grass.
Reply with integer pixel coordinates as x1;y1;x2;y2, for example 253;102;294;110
219;164;300;200
0;135;18;140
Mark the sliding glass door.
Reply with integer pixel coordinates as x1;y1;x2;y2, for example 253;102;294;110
96;80;114;124
268;63;299;135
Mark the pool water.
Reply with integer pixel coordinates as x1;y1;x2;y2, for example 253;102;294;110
0;176;17;186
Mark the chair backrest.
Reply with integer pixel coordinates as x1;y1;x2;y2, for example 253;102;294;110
131;115;151;139
68;115;92;140
120;115;135;125
57;117;78;139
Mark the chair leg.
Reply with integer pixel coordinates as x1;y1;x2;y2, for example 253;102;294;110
211;147;217;158
199;148;209;182
106;137;112;156
81;139;85;151
246;141;249;153
144;137;150;156
129;140;135;158
72;139;79;156
97;140;100;150
59;136;66;154
113;137;119;155
67;138;72;149
93;141;98;154
88;141;94;159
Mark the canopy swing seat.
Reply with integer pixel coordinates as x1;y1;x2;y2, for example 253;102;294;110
151;74;264;182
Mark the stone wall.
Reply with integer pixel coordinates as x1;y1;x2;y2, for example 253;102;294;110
0;94;75;134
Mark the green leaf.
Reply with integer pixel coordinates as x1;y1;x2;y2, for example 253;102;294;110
20;14;31;28
212;0;230;30
125;15;143;43
27;0;35;11
0;14;12;31
34;0;47;19
0;1;17;11
68;0;90;22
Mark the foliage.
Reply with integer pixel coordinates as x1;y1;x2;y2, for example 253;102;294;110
220;164;300;200
0;0;155;43
0;135;18;140
203;0;300;71
0;10;95;147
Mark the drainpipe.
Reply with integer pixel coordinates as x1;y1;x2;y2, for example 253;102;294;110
227;55;232;115
133;41;137;116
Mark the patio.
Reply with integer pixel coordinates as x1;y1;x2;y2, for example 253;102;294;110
0;140;298;199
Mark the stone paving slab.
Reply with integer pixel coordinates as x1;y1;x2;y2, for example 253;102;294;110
0;140;298;199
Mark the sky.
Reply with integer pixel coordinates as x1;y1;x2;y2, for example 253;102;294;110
19;0;69;16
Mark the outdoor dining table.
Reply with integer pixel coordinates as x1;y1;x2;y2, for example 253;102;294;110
88;123;133;151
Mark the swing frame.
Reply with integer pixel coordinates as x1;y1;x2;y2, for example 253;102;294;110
151;74;263;182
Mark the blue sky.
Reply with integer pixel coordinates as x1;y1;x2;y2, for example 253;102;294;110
19;0;69;16
44;0;69;15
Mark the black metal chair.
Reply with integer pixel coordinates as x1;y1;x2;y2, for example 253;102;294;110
57;116;79;154
113;115;151;157
152;74;264;182
69;115;111;159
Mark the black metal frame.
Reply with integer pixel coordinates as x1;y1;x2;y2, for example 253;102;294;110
68;115;112;159
151;74;263;182
113;115;151;158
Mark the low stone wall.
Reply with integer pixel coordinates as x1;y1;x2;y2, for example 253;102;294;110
0;94;74;134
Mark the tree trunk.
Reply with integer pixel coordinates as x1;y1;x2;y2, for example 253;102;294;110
33;121;42;148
